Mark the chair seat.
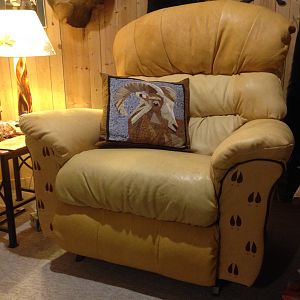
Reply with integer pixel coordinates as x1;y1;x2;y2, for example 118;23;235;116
55;148;218;227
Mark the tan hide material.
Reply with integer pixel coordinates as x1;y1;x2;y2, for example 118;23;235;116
55;149;217;227
53;202;219;286
47;0;103;28
20;108;102;236
211;119;294;190
114;1;294;77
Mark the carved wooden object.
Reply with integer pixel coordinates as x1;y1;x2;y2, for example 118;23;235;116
15;57;32;116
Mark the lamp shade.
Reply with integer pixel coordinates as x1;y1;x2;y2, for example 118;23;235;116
0;10;55;57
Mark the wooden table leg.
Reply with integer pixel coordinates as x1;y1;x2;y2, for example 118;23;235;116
13;157;23;202
1;156;18;248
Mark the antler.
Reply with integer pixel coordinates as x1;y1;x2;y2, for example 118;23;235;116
114;81;163;115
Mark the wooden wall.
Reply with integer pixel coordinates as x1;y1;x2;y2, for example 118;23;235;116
0;0;299;121
0;0;148;121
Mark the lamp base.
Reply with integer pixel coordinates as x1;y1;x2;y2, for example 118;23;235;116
14;57;32;116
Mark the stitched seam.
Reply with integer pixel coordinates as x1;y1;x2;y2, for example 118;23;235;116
160;8;179;74
133;19;145;75
212;2;226;74
156;222;162;272
96;222;101;257
236;11;260;73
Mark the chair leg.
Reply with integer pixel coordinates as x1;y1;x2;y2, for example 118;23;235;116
75;255;85;262
211;286;221;296
211;279;224;296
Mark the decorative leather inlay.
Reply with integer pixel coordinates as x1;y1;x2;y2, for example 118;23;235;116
231;170;243;184
45;182;54;192
229;215;242;227
37;200;45;209
33;161;41;171
228;263;239;276
42;146;51;157
245;241;257;255
248;192;262;204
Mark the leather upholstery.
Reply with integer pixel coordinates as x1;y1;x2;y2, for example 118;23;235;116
55;148;217;227
114;1;294;77
20;108;102;166
211;119;294;189
53;202;219;286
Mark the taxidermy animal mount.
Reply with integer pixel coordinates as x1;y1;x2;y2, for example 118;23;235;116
47;0;104;28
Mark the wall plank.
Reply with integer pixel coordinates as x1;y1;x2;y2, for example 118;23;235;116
137;0;148;17
0;58;16;120
87;8;103;109
45;0;66;110
101;0;119;76
60;24;92;108
26;56;53;112
0;0;299;119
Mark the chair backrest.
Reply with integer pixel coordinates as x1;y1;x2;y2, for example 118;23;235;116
113;0;294;154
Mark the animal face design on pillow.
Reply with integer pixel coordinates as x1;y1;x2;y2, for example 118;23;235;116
100;75;190;150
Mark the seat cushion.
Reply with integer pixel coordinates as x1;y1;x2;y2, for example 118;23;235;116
55;148;217;227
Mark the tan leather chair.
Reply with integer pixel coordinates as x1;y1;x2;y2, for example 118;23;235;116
20;0;295;288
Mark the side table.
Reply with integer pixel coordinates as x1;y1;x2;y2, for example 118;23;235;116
0;135;35;247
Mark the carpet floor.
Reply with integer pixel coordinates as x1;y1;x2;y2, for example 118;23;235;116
0;200;299;300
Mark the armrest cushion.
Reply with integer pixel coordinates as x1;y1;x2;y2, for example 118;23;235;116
211;119;294;185
20;108;102;165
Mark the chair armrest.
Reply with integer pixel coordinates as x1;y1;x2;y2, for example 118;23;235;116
213;119;293;286
20;108;102;166
20;108;102;237
211;119;294;189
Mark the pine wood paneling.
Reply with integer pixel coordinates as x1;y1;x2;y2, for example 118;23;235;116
87;9;103;109
137;0;148;17
60;25;91;108
45;0;66;110
102;0;119;76
0;0;299;121
0;58;16;120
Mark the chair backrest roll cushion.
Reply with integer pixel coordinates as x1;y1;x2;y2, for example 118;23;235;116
113;1;294;78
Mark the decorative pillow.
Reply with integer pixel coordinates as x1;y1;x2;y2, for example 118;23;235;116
99;74;190;150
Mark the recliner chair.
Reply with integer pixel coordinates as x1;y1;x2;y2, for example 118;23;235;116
20;0;295;287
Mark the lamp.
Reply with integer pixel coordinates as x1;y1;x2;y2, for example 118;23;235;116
0;10;55;116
